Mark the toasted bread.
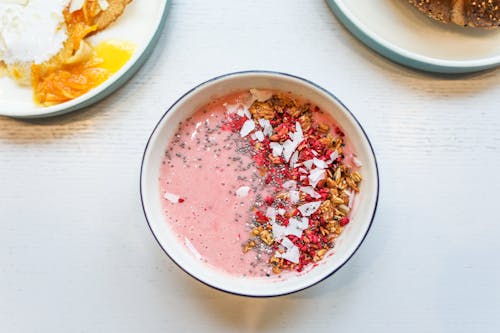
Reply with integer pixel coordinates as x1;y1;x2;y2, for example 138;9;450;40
409;0;500;28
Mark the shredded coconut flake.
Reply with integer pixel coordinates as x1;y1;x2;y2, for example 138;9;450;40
298;201;322;217
282;140;295;162
258;118;273;136
184;237;203;261
293;122;303;142
282;180;297;190
271;223;288;240
279;246;300;264
236;186;250;197
289;190;300;204
289;150;299;167
283;139;300;162
300;186;321;199
270;142;283;157
236;108;245;117
255;130;264;142
286;217;309;237
327;151;339;164
313;158;328;169
282;122;304;162
303;159;314;170
271;218;306;239
243;108;252;120
308;168;326;188
266;207;277;223
240;119;255;137
284;224;303;237
163;192;180;203
275;238;300;263
281;237;295;249
235;105;252;121
296;217;309;229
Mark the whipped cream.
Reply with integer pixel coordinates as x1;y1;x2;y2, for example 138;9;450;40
0;0;69;64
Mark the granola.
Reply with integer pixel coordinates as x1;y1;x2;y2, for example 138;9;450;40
226;91;362;274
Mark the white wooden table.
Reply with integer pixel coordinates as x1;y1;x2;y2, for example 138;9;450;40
1;1;499;332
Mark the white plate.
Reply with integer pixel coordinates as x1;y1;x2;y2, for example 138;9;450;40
327;0;500;73
0;0;169;118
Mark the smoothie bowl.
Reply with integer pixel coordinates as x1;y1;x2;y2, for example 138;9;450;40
140;71;379;297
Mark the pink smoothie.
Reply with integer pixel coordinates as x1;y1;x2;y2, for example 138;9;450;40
159;90;359;277
159;92;272;277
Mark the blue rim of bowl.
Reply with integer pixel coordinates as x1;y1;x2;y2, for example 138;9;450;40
140;70;380;297
6;0;170;119
326;0;500;74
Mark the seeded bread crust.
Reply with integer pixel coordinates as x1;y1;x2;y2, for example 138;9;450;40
409;0;500;28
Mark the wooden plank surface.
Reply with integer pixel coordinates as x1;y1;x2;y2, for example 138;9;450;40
0;0;499;332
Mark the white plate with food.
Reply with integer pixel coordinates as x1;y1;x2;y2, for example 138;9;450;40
326;0;500;73
0;0;169;118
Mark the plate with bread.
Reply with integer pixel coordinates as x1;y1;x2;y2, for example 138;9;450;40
327;0;500;73
0;0;169;118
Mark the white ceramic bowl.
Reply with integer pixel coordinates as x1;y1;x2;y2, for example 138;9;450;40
140;71;379;297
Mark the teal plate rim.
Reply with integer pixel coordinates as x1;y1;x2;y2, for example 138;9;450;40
326;0;500;74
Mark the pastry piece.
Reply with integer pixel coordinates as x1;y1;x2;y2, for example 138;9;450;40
92;0;133;32
409;0;500;28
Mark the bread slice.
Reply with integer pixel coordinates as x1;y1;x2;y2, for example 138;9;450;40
409;0;500;28
409;0;455;24
464;0;500;28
